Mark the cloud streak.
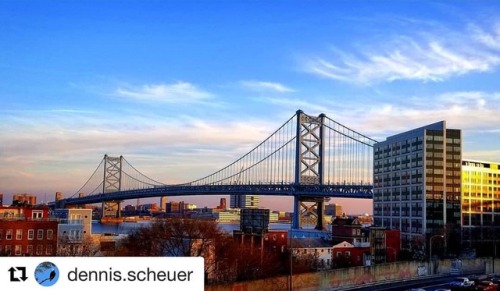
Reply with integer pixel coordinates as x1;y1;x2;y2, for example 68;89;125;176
325;91;500;135
240;80;295;93
114;81;213;103
303;21;500;84
0;109;277;196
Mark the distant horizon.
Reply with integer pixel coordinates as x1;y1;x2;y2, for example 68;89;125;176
0;193;373;215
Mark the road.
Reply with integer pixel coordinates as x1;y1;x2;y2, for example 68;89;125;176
337;274;475;291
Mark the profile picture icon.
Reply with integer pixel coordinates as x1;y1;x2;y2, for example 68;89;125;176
35;261;59;287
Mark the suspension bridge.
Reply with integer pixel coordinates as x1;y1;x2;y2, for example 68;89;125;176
53;110;377;230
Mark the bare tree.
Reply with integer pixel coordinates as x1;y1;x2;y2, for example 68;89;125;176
115;218;227;281
58;234;100;256
114;218;288;284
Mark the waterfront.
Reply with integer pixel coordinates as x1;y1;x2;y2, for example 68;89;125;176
92;221;292;235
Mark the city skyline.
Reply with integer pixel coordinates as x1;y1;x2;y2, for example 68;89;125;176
1;1;500;213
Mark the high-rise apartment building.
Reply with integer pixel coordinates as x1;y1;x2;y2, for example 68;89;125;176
373;121;462;254
230;194;259;209
461;160;500;256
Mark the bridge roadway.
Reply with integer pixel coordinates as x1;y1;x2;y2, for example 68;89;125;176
55;183;373;206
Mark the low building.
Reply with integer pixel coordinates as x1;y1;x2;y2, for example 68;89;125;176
215;209;240;223
330;216;370;247
332;241;371;268
52;208;92;255
233;229;288;256
370;227;401;263
291;238;333;270
0;205;58;256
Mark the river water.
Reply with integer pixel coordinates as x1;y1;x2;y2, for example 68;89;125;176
92;221;292;235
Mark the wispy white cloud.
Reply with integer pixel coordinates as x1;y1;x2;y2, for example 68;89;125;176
331;91;500;134
240;80;295;93
469;22;500;50
255;96;330;114
303;21;500;84
114;81;213;103
0;109;276;196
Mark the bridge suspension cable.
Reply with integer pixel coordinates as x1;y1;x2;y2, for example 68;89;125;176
120;157;166;189
185;112;299;186
322;116;377;186
68;110;378;201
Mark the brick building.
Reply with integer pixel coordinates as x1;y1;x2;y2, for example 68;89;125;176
331;241;371;268
0;205;58;256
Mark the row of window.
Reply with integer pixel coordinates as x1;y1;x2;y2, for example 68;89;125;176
463;192;500;199
294;248;332;255
0;229;54;241
462;213;500;226
374;217;424;233
0;244;53;256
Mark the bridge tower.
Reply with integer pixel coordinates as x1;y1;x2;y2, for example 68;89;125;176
293;110;327;230
102;155;123;219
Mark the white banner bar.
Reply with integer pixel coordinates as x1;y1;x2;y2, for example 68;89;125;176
0;257;204;290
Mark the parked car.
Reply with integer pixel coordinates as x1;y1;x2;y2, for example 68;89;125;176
470;275;489;285
476;281;498;291
490;277;500;285
448;277;475;290
475;280;498;291
486;274;500;284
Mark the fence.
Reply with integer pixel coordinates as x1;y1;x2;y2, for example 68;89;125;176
206;258;492;291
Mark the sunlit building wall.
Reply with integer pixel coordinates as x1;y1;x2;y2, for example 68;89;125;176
461;160;500;256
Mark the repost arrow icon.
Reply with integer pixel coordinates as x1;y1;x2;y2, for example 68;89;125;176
18;267;27;281
8;267;20;282
7;267;27;282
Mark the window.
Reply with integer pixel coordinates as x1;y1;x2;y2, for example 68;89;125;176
337;252;342;258
27;245;33;255
37;229;43;240
16;229;22;240
70;230;82;241
6;229;13;240
46;245;53;255
32;211;43;219
0;230;3;240
345;251;351;258
5;245;12;255
28;229;34;240
15;245;22;256
36;245;43;255
47;230;53;240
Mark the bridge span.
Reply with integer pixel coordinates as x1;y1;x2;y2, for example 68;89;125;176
53;110;377;230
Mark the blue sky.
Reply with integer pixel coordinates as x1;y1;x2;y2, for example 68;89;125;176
1;1;500;213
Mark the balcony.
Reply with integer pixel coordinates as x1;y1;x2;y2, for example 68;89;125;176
59;219;84;225
352;241;370;248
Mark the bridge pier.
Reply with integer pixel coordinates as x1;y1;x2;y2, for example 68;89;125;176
101;155;123;221
101;201;122;219
292;196;326;230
